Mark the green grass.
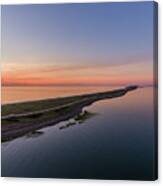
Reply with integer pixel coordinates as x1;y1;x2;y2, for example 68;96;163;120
1;95;84;117
1;104;75;126
1;87;132;127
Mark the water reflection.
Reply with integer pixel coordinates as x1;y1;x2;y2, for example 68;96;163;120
16;110;97;140
25;131;44;139
2;86;119;104
59;110;97;130
1;88;156;180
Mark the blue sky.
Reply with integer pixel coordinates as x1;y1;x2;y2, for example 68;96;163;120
1;2;156;86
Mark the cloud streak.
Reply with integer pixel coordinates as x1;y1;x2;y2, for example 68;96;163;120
2;58;153;87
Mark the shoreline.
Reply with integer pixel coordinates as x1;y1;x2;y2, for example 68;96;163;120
1;85;138;142
2;85;124;106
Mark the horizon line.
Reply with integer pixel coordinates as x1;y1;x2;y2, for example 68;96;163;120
2;83;155;87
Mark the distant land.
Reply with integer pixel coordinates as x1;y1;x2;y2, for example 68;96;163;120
1;85;138;142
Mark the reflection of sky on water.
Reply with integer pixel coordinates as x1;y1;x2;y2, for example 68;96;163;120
1;88;156;180
2;86;121;104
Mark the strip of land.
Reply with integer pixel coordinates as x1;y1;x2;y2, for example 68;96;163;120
1;85;138;142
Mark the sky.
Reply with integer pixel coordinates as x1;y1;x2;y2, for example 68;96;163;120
1;2;155;86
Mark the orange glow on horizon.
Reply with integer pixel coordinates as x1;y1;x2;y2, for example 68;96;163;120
2;61;154;86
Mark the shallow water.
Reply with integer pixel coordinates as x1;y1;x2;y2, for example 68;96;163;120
1;87;156;180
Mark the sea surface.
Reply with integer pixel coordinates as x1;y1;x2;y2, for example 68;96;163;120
1;86;156;180
2;86;121;104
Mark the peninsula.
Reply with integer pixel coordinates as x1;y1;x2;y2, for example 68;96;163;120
1;85;138;142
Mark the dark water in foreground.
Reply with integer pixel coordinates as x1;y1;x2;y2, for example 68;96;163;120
1;88;156;180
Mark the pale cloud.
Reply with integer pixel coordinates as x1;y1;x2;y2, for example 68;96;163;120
1;55;153;86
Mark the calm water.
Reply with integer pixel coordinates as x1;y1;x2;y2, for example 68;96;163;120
2;86;120;104
1;87;156;180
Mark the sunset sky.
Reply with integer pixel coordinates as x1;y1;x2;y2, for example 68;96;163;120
1;2;155;86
